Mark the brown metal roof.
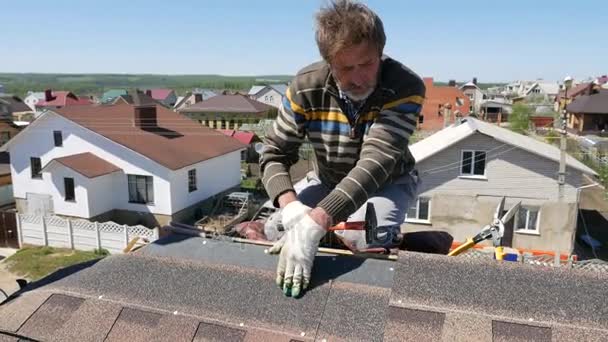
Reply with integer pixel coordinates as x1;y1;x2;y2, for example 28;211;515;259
48;152;121;178
567;90;608;114
179;94;273;114
53;103;246;170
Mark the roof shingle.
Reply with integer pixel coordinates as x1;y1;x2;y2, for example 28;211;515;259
46;152;121;178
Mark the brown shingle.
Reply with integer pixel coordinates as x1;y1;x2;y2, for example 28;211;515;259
53;103;246;170
49;152;121;178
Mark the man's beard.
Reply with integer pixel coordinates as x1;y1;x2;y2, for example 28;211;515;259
341;86;375;102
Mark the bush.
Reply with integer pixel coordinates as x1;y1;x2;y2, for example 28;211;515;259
509;103;533;134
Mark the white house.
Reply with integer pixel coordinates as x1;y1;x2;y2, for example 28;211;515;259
1;93;246;228
23;92;45;112
405;117;597;254
459;81;485;114
248;84;287;108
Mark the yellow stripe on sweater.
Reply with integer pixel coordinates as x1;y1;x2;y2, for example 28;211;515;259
382;95;425;110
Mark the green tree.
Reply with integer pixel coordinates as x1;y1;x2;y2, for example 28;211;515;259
509;103;533;134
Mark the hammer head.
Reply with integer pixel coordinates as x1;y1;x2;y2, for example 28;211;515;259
364;202;378;244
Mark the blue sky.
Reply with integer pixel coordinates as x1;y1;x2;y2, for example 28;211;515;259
2;0;606;82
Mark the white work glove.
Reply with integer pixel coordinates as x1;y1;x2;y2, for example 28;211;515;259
268;214;326;297
280;200;311;231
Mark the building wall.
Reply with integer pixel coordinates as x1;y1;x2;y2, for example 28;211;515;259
8;112;173;217
24;95;40;112
86;171;123;217
44;165;91;217
407;132;586;252
405;194;578;252
169;150;242;214
254;88;283;108
0;121;21;146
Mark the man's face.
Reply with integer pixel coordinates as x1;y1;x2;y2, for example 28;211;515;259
330;41;381;101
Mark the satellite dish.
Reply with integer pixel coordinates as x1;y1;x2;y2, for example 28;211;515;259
254;143;265;154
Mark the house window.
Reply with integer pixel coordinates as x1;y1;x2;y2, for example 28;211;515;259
269;95;274;102
64;177;75;202
188;169;197;192
461;150;486;176
264;95;269;101
516;207;540;233
0;131;10;145
53;130;63;147
31;157;42;179
127;175;154;204
406;197;431;222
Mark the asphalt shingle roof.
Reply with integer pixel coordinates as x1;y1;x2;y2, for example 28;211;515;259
1;233;607;341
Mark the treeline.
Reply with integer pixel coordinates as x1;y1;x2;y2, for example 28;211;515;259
0;73;293;98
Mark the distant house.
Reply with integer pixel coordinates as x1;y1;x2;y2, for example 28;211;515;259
173;89;217;111
459;79;485;114
566;89;608;134
145;89;177;107
0;84;5;94
406;117;597;253
101;89;128;104
419;78;470;131
23;91;45;111
178;94;274;130
248;84;288;108
0;94;34;122
1;92;246;228
35;90;92;110
217;130;261;162
525;82;560;101
480;98;513;123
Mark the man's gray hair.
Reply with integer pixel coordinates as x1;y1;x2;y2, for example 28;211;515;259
315;0;386;62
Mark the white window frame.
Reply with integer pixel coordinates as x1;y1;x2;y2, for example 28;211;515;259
460;150;487;179
405;196;432;224
515;206;540;235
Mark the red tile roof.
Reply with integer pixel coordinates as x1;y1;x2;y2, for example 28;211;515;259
36;91;92;107
217;129;258;145
53;103;246;170
180;95;272;114
147;89;173;101
47;152;121;178
419;78;471;131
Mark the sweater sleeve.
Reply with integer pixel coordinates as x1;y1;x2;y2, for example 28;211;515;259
316;90;425;223
260;86;309;207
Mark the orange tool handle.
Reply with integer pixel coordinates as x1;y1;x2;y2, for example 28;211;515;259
328;221;366;231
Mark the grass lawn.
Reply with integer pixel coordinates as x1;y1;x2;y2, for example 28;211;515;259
4;246;109;281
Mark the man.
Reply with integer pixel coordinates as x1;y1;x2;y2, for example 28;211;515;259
261;0;425;297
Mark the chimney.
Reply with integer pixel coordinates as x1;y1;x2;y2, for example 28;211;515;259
473;77;478;85
44;89;53;101
448;80;456;87
145;89;152;97
131;90;157;129
194;93;203;103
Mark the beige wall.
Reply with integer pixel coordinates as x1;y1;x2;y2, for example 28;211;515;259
403;193;577;253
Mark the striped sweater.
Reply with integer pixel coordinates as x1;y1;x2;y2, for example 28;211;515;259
261;56;426;223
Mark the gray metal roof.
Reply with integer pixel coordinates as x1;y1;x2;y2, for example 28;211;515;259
1;233;608;341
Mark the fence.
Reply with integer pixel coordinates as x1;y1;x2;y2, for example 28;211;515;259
16;214;159;254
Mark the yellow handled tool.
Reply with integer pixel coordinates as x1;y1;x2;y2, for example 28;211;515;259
448;197;520;259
